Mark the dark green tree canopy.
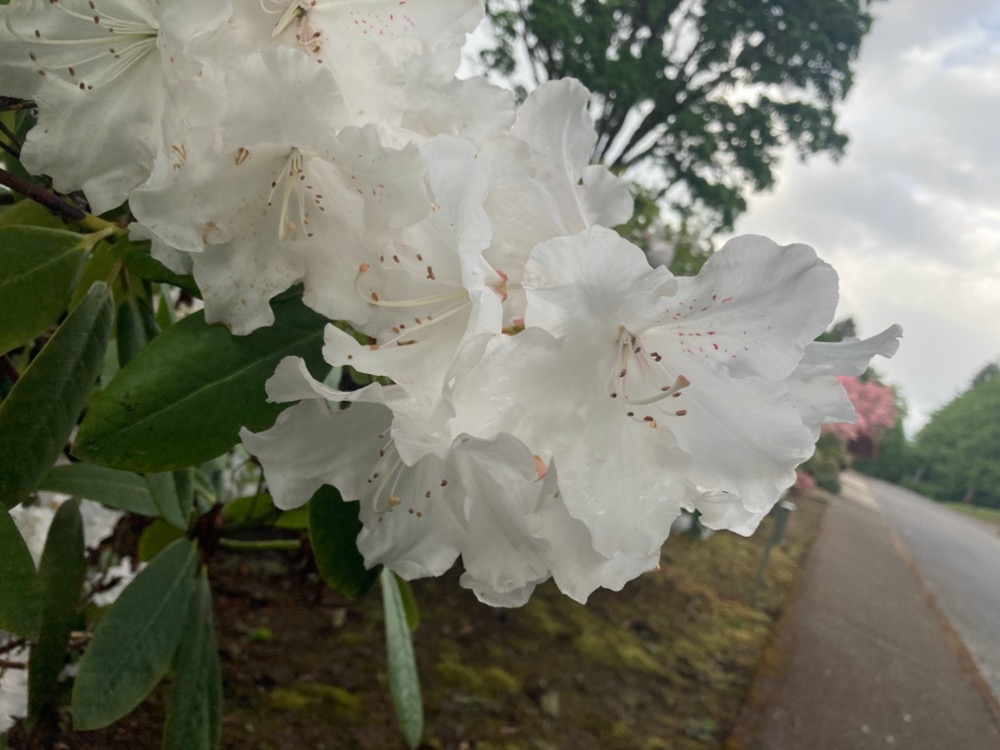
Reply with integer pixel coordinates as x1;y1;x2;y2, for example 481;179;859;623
483;0;875;228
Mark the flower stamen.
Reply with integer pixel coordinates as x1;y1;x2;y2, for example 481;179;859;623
266;149;311;241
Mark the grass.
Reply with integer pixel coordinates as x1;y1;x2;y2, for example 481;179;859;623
940;502;1000;531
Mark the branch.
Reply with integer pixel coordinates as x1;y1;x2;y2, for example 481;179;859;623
0;168;87;221
0;119;22;152
614;64;735;170
0;169;122;233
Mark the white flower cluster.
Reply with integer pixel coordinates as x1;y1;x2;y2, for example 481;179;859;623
1;0;901;606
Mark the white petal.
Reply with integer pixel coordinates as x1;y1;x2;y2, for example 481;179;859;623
527;465;660;603
220;47;350;149
328;125;431;231
553;400;690;557
646;236;839;381
512;78;596;229
523;226;676;337
452;434;552;604
356;452;466;580
689;489;767;536
239;399;387;510
23;62;162;213
403;74;516;142
580;164;634;228
787;324;904;437
669;366;815;513
797;324;904;375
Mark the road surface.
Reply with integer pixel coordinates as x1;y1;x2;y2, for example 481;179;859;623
861;473;1000;701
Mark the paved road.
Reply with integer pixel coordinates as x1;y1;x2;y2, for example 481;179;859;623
863;474;1000;701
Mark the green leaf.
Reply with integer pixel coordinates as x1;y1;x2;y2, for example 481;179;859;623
0;199;67;230
162;570;222;750
173;468;195;522
221;494;277;526
0;509;41;638
108;236;198;297
72;538;199;730
155;291;176;331
273;504;309;531
381;568;424;750
74;294;328;473
137;520;187;563
394;575;420;633
146;472;188;530
115;295;151;368
0;225;87;354
309;486;381;598
0;281;114;509
28;500;86;724
37;463;158;516
69;240;116;309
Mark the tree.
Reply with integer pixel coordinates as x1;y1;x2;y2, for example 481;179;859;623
971;361;999;388
816;317;857;343
913;372;1000;508
483;0;875;229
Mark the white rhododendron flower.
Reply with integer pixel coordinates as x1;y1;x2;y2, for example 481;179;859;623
241;357;659;605
0;0;231;212
0;0;902;606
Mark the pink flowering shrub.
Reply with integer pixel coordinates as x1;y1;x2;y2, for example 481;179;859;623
791;469;817;495
826;376;898;459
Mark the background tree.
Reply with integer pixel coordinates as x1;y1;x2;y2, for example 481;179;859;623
909;362;1000;508
482;0;876;229
815;317;857;343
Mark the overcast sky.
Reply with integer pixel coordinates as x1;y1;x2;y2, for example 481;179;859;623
734;0;1000;433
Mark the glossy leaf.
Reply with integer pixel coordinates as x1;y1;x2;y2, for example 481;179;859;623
72;538;199;730
37;463;158;516
0;282;114;509
0;225;87;354
74;295;328;472
28;500;85;724
0;508;41;638
309;486;381;598
381;568;424;750
162;570;222;750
